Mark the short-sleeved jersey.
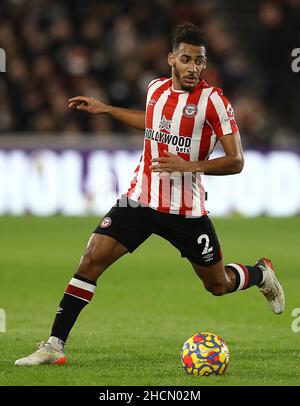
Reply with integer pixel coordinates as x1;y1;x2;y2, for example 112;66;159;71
126;77;238;217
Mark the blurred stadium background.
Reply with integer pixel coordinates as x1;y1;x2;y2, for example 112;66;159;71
0;0;300;217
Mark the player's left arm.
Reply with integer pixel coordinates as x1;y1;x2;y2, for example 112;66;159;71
191;131;244;175
150;131;244;175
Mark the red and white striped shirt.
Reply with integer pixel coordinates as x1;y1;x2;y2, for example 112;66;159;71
127;77;238;217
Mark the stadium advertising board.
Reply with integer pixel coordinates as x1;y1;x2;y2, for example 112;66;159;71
0;149;299;217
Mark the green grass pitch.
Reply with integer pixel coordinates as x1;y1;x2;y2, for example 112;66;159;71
0;215;299;386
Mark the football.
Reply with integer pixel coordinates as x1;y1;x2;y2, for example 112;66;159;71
181;332;230;376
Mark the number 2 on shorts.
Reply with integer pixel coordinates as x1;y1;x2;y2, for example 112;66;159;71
197;234;213;255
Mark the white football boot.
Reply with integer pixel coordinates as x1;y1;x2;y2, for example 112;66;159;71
15;340;66;366
256;258;285;314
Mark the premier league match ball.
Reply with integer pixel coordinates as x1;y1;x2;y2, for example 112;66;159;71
181;332;230;376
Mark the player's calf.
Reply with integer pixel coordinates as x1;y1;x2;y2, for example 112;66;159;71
15;234;128;366
225;263;263;291
191;260;235;296
192;259;280;305
205;283;227;296
48;234;127;345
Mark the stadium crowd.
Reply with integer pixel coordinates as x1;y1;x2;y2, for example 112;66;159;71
0;0;299;147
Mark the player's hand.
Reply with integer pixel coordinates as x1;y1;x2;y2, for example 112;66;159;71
68;96;110;114
150;151;190;174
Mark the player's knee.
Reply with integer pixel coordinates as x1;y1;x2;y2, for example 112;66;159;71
80;251;100;268
77;250;105;277
206;283;226;296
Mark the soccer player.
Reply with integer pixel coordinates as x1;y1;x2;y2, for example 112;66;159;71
15;23;285;366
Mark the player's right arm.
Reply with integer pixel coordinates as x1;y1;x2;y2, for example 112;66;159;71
68;96;145;130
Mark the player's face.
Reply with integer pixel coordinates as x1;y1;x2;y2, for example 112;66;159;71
168;43;207;92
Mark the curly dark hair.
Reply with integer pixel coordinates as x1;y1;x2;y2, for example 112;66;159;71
172;22;207;51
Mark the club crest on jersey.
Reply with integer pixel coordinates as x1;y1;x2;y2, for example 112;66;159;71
159;115;172;133
183;103;198;118
100;217;112;228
